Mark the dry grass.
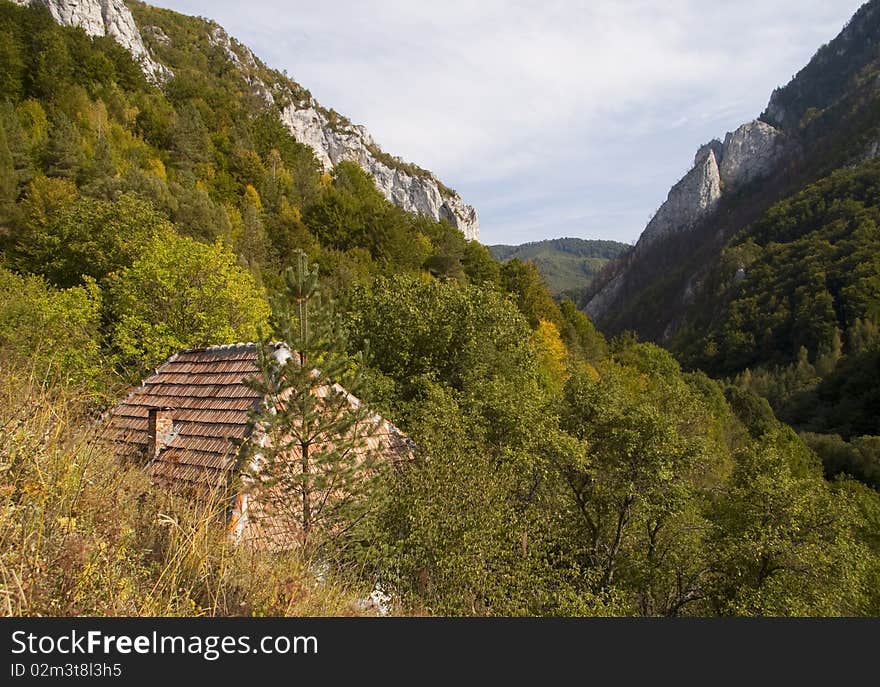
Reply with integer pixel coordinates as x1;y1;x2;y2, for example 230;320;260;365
0;363;373;617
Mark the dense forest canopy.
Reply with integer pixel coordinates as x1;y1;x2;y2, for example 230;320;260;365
1;1;879;617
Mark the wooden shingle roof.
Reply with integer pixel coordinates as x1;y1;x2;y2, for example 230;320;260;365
104;343;414;499
105;344;264;493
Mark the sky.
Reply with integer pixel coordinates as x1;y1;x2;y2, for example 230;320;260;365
152;0;865;245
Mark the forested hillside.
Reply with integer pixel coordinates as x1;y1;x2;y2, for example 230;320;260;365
671;162;880;488
1;1;879;617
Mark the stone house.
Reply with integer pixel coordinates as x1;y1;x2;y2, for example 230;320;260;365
103;342;412;548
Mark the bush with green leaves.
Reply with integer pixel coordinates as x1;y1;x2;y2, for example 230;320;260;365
107;233;270;373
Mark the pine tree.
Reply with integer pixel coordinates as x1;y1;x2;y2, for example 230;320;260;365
82;133;117;198
45;113;82;180
0;120;17;219
243;250;381;546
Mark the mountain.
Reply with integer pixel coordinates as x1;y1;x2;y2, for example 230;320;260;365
9;0;479;239
581;0;880;487
585;0;880;340
586;1;880;341
489;237;628;297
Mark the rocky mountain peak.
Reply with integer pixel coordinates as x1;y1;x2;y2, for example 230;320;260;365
586;117;785;320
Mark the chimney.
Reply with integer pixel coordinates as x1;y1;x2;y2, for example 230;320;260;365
147;407;175;459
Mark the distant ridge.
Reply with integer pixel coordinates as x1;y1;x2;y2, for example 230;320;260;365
489;237;629;297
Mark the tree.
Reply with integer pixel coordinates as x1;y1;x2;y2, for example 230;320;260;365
559;299;608;362
500;258;562;328
81;133;117;198
172;182;232;243
706;430;872;615
531;319;568;394
0;29;25;100
461;240;501;286
242;251;382;545
0;266;103;388
107;233;270;372
0;120;16;219
558;351;715;614
44;113;82;180
11;191;170;287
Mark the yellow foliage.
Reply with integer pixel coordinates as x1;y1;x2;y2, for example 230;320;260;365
16;99;49;149
225;203;245;249
571;359;601;382
244;184;262;210
531;319;569;393
277;167;294;190
147;157;166;181
319;171;332;188
87;100;110;136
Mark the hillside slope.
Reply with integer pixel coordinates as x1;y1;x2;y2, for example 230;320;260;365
585;0;880;341
9;0;479;239
489;237;628;296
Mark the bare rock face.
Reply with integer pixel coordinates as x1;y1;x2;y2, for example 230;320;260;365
638;147;722;247
718;120;783;189
210;20;481;241
586;118;785;321
637;119;782;251
583;269;627;320
279;98;480;241
12;0;167;81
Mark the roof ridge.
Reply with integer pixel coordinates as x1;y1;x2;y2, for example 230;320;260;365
178;342;259;354
177;341;291;354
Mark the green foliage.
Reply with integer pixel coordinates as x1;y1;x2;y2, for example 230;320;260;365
10;189;171;287
558;347;720;614
304;162;437;273
706;433;871;615
243;251;380;546
345;275;540;420
461;240;501;285
803;432;880;489
500;258;563;328
680;162;880;376
0;0;877;618
559;299;608;362
490;237;628;296
667;162;880;490
0;266;102;387
107;234;270;372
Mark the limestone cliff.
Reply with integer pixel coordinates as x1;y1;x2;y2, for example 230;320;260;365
11;0;166;80
636;119;783;251
586;118;784;320
12;0;480;240
279;102;479;239
637;146;722;248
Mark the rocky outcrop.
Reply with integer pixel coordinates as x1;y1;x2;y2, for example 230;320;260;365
718;120;783;188
587;118;784;320
637;146;722;247
637;120;782;250
204;20;479;240
11;0;167;81
280;103;479;240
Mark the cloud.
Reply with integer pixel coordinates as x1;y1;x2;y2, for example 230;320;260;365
152;0;864;243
